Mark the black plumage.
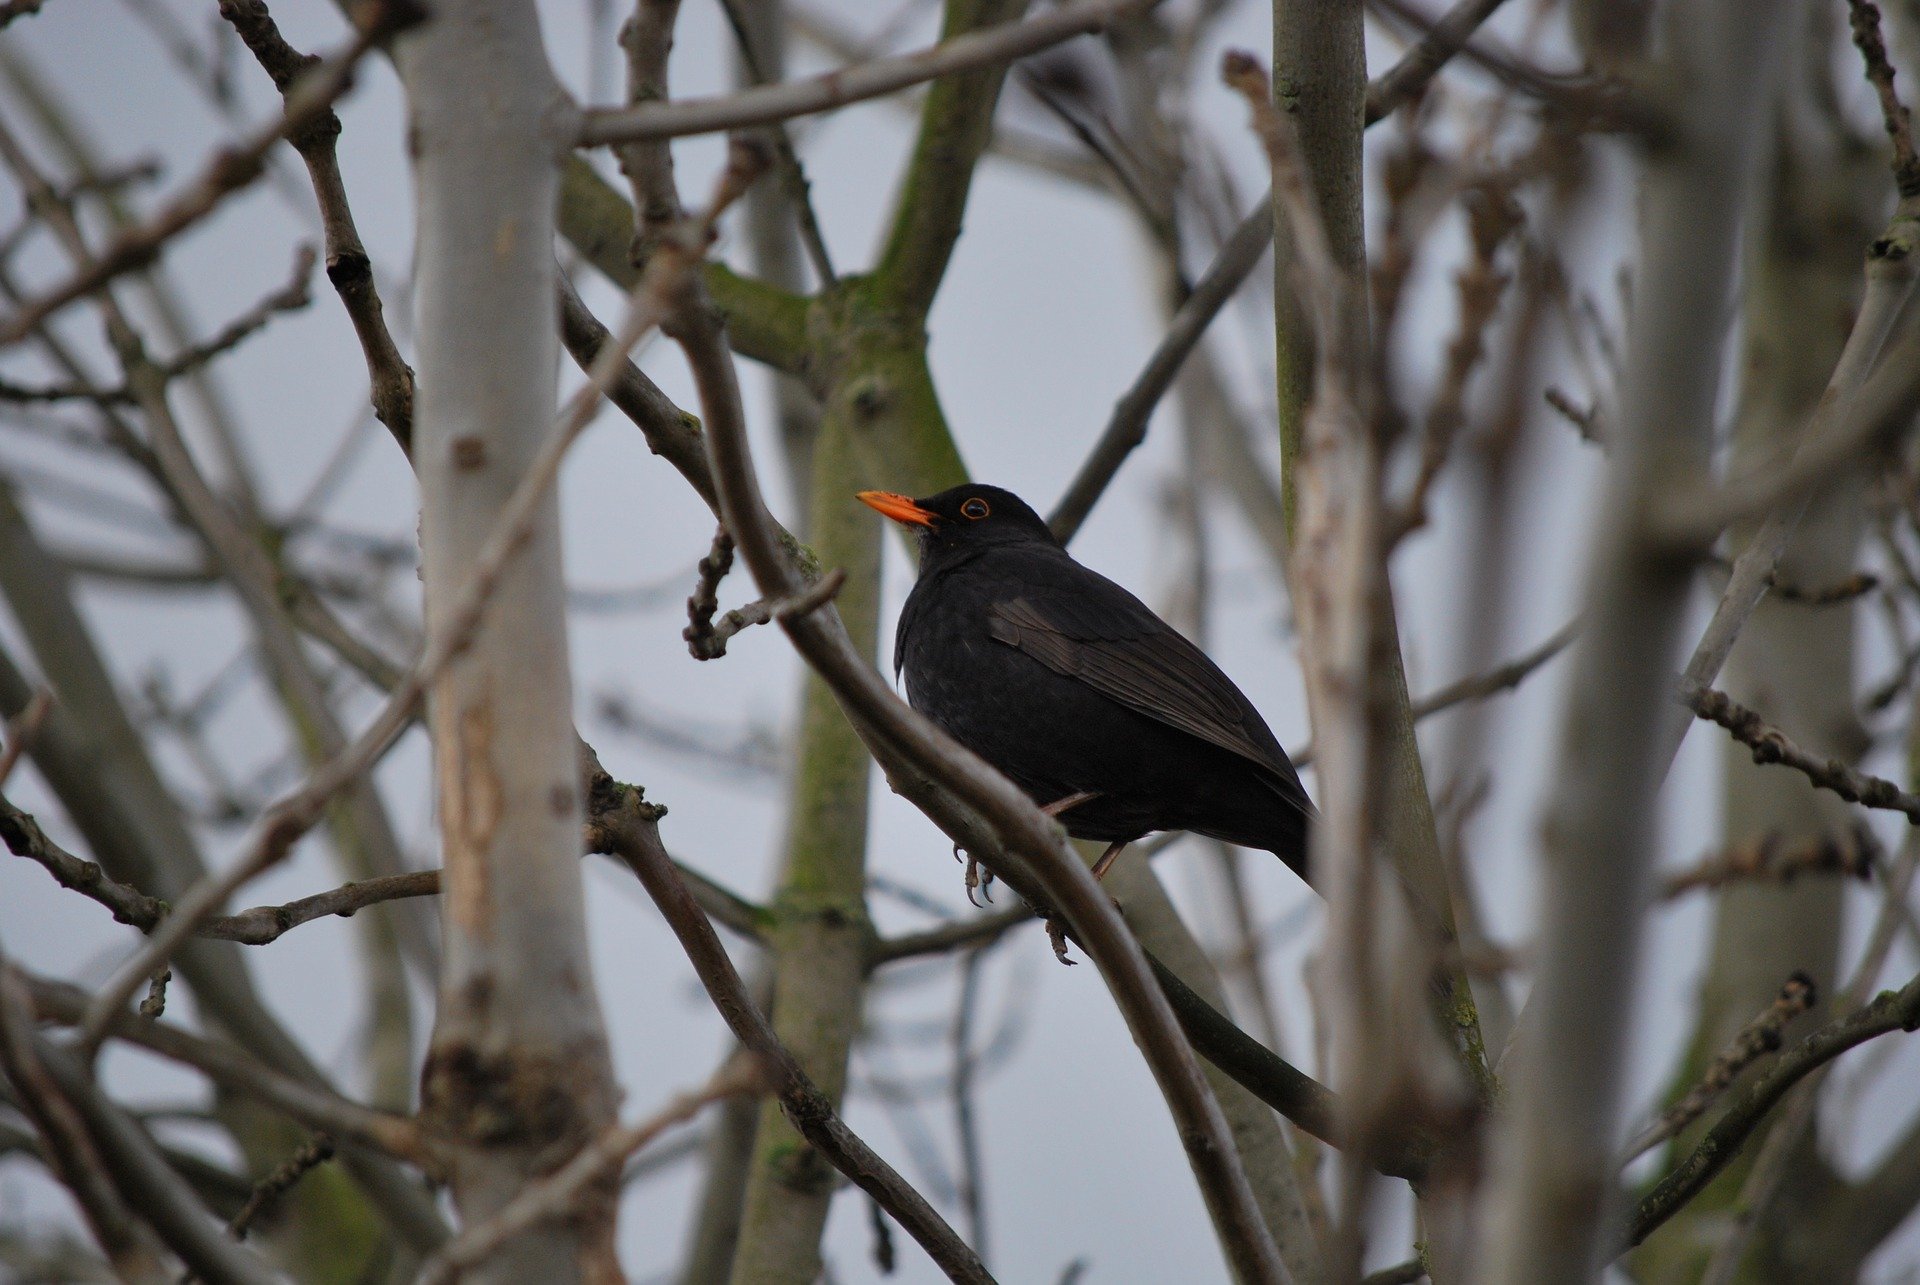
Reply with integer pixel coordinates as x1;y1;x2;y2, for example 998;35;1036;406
859;483;1313;882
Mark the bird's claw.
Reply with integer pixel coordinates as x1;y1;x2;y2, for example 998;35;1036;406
1046;916;1076;965
963;853;994;906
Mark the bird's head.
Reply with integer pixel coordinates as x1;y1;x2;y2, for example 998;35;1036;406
857;484;1058;568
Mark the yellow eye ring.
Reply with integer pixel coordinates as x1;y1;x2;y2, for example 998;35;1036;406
961;498;990;520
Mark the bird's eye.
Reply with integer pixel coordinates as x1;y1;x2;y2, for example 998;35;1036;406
961;498;990;520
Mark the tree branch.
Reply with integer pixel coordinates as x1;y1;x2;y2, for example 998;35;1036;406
0;1;417;346
1686;686;1920;822
217;0;414;449
1627;967;1920;1247
581;754;995;1283
577;0;1147;147
1049;197;1274;542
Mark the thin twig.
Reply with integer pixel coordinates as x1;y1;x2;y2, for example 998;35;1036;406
1847;0;1920;197
1687;686;1920;822
714;0;837;285
684;524;736;658
579;0;1149;146
1365;0;1514;123
872;906;1036;967
1627;850;1920;1249
136;966;169;1020
1049;196;1274;543
1292;621;1576;768
0;1;419;346
556;266;717;512
1;795;169;927
21;969;430;1162
158;243;315;379
226;1132;334;1241
1620;973;1818;1162
1657;827;1878;901
218;0;415;448
12;777;764;945
1385;179;1520;544
951;945;991;1262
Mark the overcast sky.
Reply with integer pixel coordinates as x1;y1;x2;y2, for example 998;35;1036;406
1;1;1916;1280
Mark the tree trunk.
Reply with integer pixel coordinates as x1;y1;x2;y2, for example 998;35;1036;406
398;4;622;1277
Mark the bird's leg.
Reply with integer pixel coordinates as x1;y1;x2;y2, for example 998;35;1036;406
1041;790;1099;818
1089;840;1129;881
1039;829;1127;965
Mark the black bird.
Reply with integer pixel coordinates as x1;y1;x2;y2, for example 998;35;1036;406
858;483;1313;889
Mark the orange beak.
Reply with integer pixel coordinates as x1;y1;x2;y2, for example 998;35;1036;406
856;490;937;527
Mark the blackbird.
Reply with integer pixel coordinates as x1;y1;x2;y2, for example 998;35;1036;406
858;483;1313;889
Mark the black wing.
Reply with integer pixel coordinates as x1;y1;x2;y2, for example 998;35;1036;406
983;564;1308;808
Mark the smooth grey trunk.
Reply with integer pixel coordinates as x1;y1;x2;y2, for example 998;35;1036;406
398;4;621;1278
1480;2;1796;1280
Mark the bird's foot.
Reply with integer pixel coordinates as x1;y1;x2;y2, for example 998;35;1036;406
1089;840;1128;881
1046;916;1076;966
966;855;995;907
953;843;994;906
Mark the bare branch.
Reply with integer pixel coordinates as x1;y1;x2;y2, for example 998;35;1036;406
1627;966;1920;1247
683;524;736;658
580;753;996;1283
1292;621;1575;769
22;969;430;1162
23;1021;281;1284
1;795;169;928
1049;197;1275;543
226;1132;334;1243
578;0;1150;147
1657;828;1878;901
0;967;164;1278
1620;973;1818;1161
1687;686;1920;822
153;243;315;380
1365;0;1516;124
1846;0;1920;196
689;566;847;660
217;0;415;448
0;2;418;346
